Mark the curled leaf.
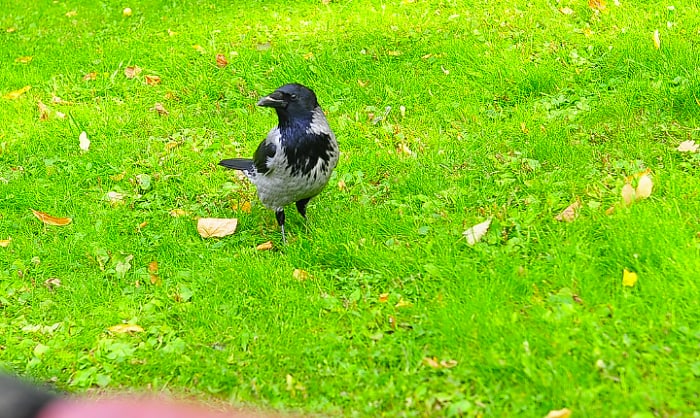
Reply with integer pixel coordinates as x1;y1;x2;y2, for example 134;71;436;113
197;217;238;238
463;218;491;245
256;241;274;251
31;209;72;226
145;75;161;85
216;54;228;68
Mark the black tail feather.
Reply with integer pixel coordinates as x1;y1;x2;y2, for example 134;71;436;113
219;158;255;171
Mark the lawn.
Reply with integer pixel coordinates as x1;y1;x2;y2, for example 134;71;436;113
1;0;700;416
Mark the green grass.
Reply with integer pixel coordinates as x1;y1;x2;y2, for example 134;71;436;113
2;0;700;416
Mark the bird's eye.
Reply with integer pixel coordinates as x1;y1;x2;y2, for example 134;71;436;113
290;93;298;100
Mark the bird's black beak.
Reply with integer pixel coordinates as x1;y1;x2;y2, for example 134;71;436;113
257;91;287;108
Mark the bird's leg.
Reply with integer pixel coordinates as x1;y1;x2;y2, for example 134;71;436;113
295;197;312;220
275;209;286;244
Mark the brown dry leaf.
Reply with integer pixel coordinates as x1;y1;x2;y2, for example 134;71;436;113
555;201;581;222
145;75;161;85
3;85;31;100
422;357;440;369
293;268;310;281
216;53;228;67
15;56;33;63
83;72;97;81
545;408;572;418
0;238;11;248
148;260;160;284
124;65;142;79
256;241;274;251
169;209;190;217
44;278;61;290
588;0;606;11
197;217;238;238
38;100;49;120
150;102;169;115
31;209;72;226
107;324;144;334
379;293;389;303
137;221;148;230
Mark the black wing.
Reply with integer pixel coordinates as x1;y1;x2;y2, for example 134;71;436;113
253;138;276;174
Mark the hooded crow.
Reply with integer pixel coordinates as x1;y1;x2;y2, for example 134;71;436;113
219;83;339;243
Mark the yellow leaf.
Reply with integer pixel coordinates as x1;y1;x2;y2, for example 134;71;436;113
0;238;11;248
588;0;606;11
38;100;49;120
653;30;661;49
122;7;132;17
150;102;168;115
545;408;572;418
559;7;574;15
378;292;389;303
15;56;32;63
107;324;144;334
148;260;160;285
422;357;440;369
240;201;252;213
622;269;638;287
635;174;653;200
196;218;238;238
83;72;97;81
440;359;458;368
395;298;413;308
555;201;581;222
31;209;72;226
293;268;310;281
44;277;61;290
256;241;274;251
463;218;491;245
3;85;31;100
124;65;142;79
621;183;635;206
65;10;77;17
145;75;161;85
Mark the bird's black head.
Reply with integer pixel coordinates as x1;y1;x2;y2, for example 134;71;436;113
257;83;319;122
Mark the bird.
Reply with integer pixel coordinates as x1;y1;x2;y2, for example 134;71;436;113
219;83;339;243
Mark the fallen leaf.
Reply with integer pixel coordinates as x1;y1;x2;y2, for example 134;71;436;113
105;191;126;204
6;27;16;33
440;359;458;368
635;174;653;199
337;180;347;191
293;268;310;281
148;260;160;285
621;183;635;206
123;7;132;16
110;172;125;182
169;209;190;217
197;218;238;238
3;85;31;100
545;408;572;418
555;201;581;222
463;218;491;245
65;10;77;17
256;241;274;251
145;75;161;85
588;0;606;11
379;293;389;303
38;100;49;120
622;269;638;287
44;278;61;290
216;53;228;67
387;50;402;56
15;56;32;63
395;298;413;308
193;44;206;54
397;143;415;157
0;238;11;248
240;201;252;213
677;140;699;152
83;72;97;81
79;131;90;151
107;324;144;334
422;357;440;369
124;65;142;79
357;79;368;87
303;51;314;60
31;209;72;226
150;102;169;115
137;221;148;230
653;30;661;49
